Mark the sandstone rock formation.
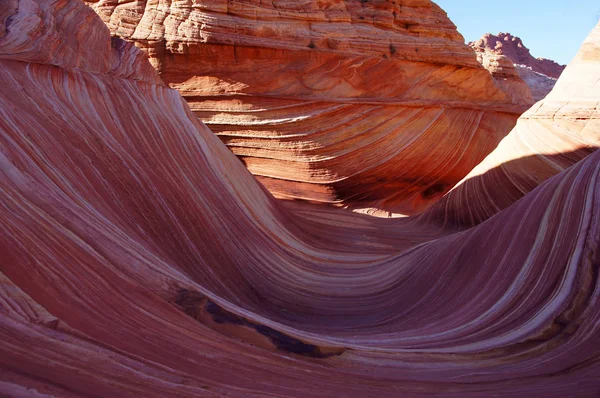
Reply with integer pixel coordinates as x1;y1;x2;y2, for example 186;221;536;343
513;64;560;102
426;23;600;227
85;0;533;213
471;50;535;104
470;32;566;78
1;1;600;397
470;32;567;101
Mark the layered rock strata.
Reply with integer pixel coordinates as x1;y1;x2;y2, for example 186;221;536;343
472;50;534;103
426;24;600;227
85;0;533;213
470;32;567;101
1;1;599;397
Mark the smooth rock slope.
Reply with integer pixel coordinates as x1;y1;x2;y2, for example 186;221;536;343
1;1;599;397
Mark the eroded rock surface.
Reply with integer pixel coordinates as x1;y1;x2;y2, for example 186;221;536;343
1;1;599;397
85;0;533;213
470;32;567;101
470;32;566;78
427;25;600;227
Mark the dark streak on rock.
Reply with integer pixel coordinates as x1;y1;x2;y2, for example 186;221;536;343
5;15;13;33
110;36;127;51
422;183;447;199
175;289;345;358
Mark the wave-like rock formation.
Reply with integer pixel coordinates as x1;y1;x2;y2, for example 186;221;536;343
1;1;600;396
470;32;567;101
85;0;533;213
426;25;600;227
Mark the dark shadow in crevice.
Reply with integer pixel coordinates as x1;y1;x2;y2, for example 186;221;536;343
175;289;346;359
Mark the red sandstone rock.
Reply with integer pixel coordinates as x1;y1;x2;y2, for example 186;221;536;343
472;50;535;103
426;24;600;227
1;1;599;397
470;32;566;78
470;32;567;101
85;0;533;213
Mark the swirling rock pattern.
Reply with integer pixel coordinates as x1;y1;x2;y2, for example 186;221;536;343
425;24;600;228
1;1;600;397
85;0;533;213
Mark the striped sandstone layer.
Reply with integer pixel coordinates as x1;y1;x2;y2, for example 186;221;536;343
425;23;600;227
86;0;533;213
1;1;599;397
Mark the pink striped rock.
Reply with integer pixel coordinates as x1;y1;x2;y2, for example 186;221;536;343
85;0;534;213
0;1;599;397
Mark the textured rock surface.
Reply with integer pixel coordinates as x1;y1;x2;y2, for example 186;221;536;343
470;32;566;101
426;23;600;227
1;1;600;397
470;32;566;78
85;0;532;213
472;50;535;103
514;64;559;102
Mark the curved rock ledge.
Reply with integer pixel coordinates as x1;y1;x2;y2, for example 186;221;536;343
0;1;599;396
85;0;534;213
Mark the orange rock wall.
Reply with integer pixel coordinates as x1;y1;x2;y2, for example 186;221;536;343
86;0;533;213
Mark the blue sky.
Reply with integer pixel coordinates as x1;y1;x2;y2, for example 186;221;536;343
434;0;600;65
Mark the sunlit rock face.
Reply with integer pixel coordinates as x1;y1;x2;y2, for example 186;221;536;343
1;1;600;397
425;24;600;227
513;64;560;102
85;0;533;213
471;50;535;104
470;32;566;78
470;32;567;102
